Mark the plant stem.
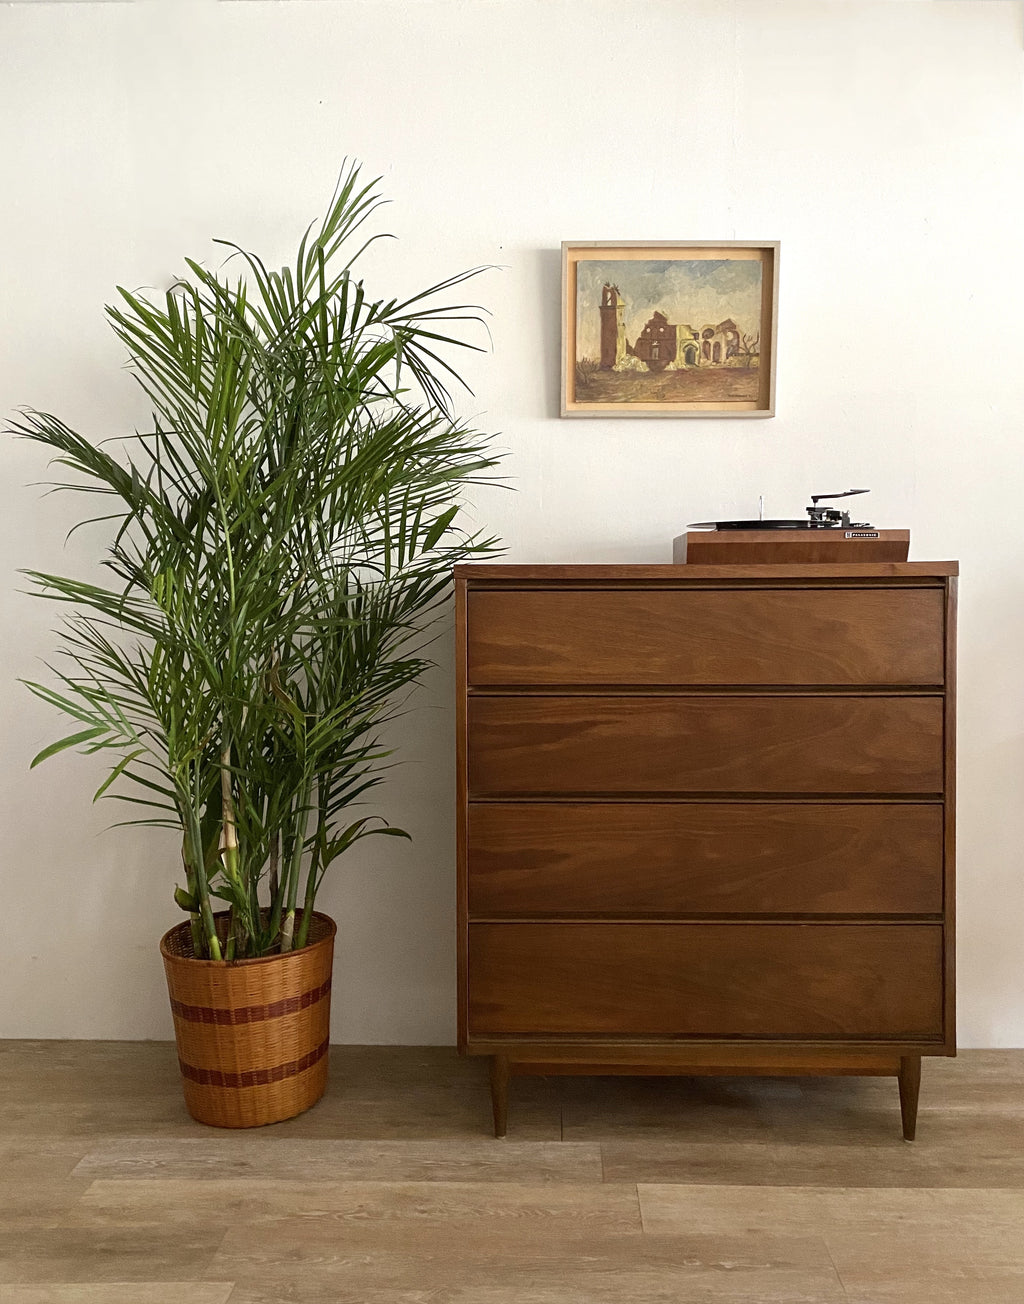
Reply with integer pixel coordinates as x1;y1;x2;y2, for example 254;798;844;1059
267;830;284;948
294;849;320;951
180;835;204;956
219;736;240;884
218;731;249;953
268;830;280;903
279;785;310;952
185;805;222;961
295;780;326;950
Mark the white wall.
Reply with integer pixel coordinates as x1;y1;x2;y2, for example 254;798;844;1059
1;0;1022;1045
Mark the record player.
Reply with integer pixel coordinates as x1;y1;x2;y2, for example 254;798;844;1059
674;490;910;564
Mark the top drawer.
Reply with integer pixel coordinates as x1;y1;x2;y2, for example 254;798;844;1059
466;587;945;687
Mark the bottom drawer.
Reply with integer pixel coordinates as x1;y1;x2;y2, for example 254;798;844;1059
468;923;943;1039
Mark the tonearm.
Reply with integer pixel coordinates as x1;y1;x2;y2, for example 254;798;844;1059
807;489;871;529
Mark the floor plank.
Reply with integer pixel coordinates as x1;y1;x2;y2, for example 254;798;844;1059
0;1143;92;1182
0;1182;93;1231
0;1289;234;1304
207;1221;845;1301
637;1184;1024;1301
0;1226;228;1284
70;1177;643;1232
638;1182;1024;1234
72;1137;604;1185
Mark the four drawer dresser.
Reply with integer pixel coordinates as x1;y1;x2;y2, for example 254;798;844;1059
455;563;957;1138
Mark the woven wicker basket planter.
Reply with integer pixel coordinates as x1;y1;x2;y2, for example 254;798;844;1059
160;912;337;1128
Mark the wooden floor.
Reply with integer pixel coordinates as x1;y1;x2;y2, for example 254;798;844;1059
1;1045;1023;1302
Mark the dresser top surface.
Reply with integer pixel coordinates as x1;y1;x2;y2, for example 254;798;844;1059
455;562;959;581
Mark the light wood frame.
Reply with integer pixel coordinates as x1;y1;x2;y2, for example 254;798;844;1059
561;240;779;418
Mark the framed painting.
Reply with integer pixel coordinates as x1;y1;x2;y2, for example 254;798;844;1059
561;241;778;418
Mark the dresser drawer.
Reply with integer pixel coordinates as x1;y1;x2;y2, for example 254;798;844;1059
468;802;944;917
468;923;944;1038
467;588;945;687
468;696;945;796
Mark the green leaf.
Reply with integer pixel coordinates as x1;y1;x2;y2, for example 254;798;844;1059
30;726;108;768
173;885;199;912
422;504;458;552
93;749;146;802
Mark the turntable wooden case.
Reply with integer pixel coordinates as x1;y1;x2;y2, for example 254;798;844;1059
674;528;911;565
455;563;957;1137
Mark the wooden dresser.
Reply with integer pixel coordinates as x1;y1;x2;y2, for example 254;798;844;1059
455;563;957;1138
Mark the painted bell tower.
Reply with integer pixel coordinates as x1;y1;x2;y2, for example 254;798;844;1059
599;283;626;369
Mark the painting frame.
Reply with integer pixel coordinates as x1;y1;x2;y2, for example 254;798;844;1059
561;240;779;418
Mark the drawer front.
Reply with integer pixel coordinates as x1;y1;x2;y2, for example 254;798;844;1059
467;588;945;687
467;696;945;796
468;923;944;1038
468;803;944;917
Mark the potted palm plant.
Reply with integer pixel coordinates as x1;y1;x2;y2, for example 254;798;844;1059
11;163;503;1126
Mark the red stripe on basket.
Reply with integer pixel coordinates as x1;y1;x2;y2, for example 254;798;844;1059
170;978;332;1026
178;1037;330;1089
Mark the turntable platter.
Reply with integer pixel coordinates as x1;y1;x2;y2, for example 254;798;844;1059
688;519;843;531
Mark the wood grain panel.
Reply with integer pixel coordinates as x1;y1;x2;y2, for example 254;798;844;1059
467;696;944;796
677;530;911;566
467;588;944;686
468;924;944;1038
467;802;944;916
456;562;959;580
943;577;958;1052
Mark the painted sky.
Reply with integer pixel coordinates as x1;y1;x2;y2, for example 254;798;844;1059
576;258;763;361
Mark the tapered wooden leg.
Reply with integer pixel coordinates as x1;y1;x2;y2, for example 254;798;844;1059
490;1054;510;1138
898;1054;921;1141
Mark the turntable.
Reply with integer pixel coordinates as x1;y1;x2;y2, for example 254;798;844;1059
674;490;910;564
